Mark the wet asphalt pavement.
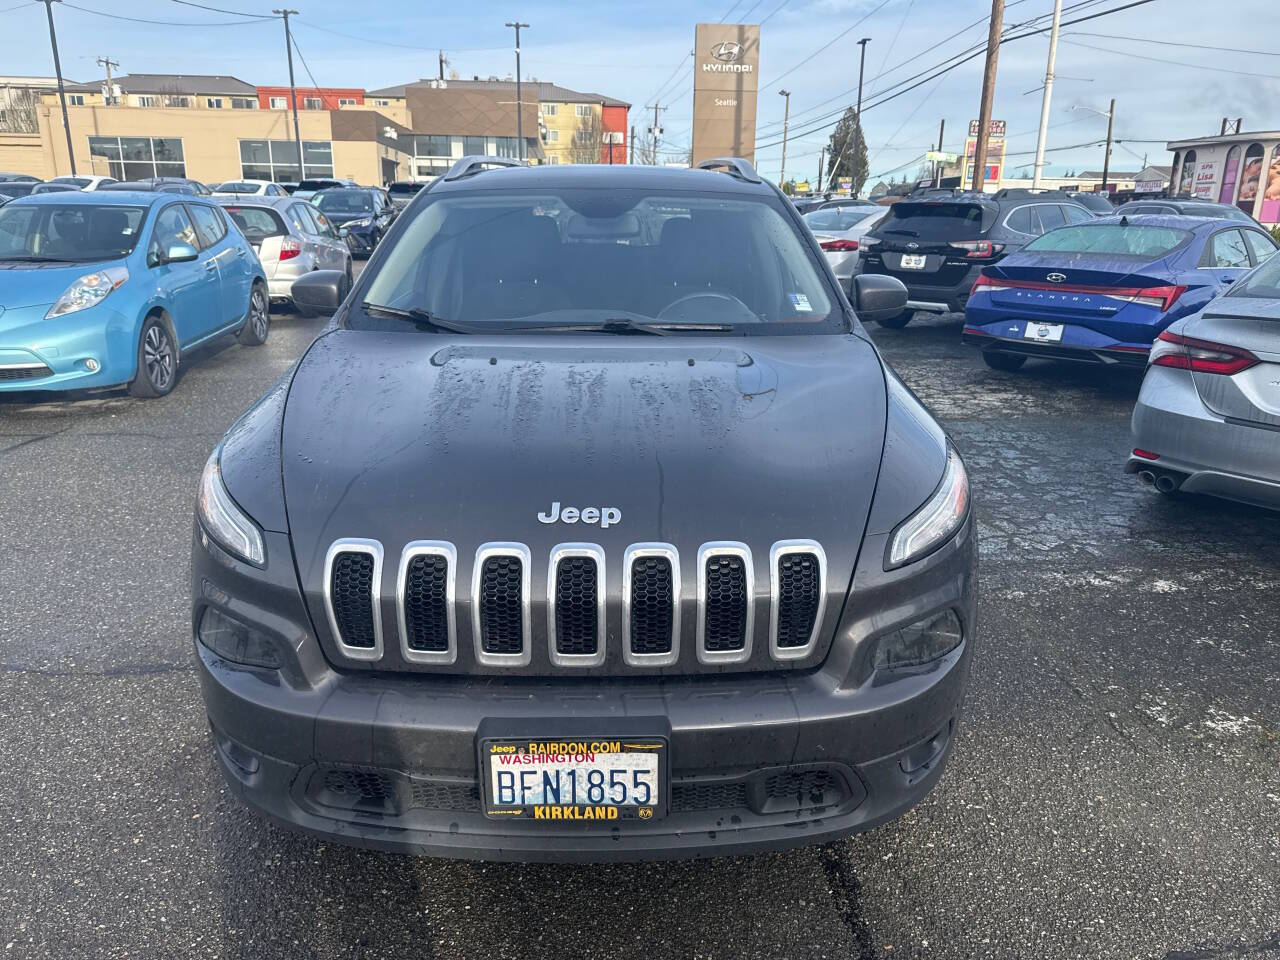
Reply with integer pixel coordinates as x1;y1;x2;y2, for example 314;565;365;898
1;304;1277;960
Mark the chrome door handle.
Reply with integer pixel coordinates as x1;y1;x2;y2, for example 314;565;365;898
204;261;217;271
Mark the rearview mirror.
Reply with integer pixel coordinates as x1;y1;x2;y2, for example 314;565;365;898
852;274;908;323
291;270;347;315
158;242;198;265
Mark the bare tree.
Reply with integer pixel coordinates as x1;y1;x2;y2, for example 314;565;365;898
0;85;40;134
568;111;604;164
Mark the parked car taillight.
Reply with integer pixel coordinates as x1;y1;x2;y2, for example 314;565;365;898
952;240;1004;259
1126;285;1187;312
968;273;1006;298
964;276;1187;312
819;239;859;252
279;238;302;261
1149;330;1258;376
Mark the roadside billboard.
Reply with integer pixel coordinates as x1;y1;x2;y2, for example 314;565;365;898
964;119;1005;185
691;23;761;166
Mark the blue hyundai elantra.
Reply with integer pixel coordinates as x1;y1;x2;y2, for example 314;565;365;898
0;191;269;398
962;214;1279;372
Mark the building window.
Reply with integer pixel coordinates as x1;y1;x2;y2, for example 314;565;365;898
206;97;223;109
68;94;85;106
163;96;191;108
88;135;186;180
269;96;287;110
238;138;334;182
574;104;592;117
547;156;559;164
462;136;486;156
136;95;158;108
1177;150;1196;196
372;98;390;106
1238;143;1264;215
412;134;451;158
493;136;521;158
338;98;357;106
541;103;557;117
304;97;322;110
230;97;256;109
544;129;559;142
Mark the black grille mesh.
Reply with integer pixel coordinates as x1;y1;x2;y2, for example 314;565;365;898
403;554;449;652
554;556;599;655
0;365;52;382
629;556;674;654
765;769;838;801
330;552;377;648
776;552;820;648
671;780;748;811
479;556;524;654
703;555;748;652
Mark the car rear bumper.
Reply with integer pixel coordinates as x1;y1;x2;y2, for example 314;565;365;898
962;320;1152;367
858;259;981;313
1128;365;1280;509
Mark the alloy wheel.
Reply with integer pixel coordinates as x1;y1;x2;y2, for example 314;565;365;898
143;324;174;390
250;288;269;340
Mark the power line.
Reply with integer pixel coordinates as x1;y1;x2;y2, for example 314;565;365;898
758;0;790;26
1066;31;1280;57
759;0;892;93
290;19;505;54
289;33;321;93
169;0;272;17
1060;38;1280;79
61;1;269;26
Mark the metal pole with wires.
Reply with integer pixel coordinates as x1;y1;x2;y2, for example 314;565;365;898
847;38;870;196
40;0;76;175
273;9;304;182
778;89;791;186
1030;0;1062;188
505;21;529;161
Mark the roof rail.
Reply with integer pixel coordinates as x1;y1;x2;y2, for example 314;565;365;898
442;155;522;182
992;187;1056;199
696;157;762;184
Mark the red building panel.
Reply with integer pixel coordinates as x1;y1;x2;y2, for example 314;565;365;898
602;104;629;164
256;86;365;111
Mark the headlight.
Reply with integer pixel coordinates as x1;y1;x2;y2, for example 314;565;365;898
45;266;129;319
198;449;266;566
887;444;969;567
345;218;373;228
874;609;963;669
198;606;280;669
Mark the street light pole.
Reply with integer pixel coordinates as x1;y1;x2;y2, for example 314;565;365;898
1030;0;1062;188
849;38;870;197
272;9;304;182
505;21;529;161
778;89;791;186
40;0;76;175
1101;98;1115;191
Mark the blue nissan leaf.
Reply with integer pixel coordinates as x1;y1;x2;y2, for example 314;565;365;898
961;214;1279;372
0;191;269;398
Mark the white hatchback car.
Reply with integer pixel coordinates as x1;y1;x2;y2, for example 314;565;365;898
48;175;119;191
214;179;289;197
217;196;352;312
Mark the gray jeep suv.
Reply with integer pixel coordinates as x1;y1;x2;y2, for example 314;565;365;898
192;156;978;861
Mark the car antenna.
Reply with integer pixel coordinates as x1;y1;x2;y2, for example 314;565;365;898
1119;215;1128;225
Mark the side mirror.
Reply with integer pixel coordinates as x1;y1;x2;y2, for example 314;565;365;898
292;270;347;315
156;242;198;265
852;273;908;323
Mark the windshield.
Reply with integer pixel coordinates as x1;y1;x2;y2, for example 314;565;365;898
1181;203;1253;222
1228;254;1280;300
359;187;839;332
879;202;988;240
804;208;879;231
316;191;374;214
1023;223;1190;258
0;203;146;261
221;205;287;241
216;181;261;194
389;183;422;195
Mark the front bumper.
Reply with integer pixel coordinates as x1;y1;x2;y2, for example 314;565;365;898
193;518;977;862
341;228;377;256
1127;365;1280;509
0;302;137;393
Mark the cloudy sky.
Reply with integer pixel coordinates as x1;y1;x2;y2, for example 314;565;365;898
4;0;1276;183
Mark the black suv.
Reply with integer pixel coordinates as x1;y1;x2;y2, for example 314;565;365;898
191;156;979;862
856;188;1094;327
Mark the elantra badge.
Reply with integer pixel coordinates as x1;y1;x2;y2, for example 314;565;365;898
1046;272;1066;283
537;501;622;528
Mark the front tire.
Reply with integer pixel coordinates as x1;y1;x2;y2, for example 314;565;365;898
875;310;914;329
237;283;270;345
982;350;1027;372
129;316;178;398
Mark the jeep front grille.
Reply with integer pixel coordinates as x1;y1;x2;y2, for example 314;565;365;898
548;545;605;666
397;541;456;664
770;541;827;659
323;539;384;660
472;543;531;666
624;547;678;665
697;543;754;664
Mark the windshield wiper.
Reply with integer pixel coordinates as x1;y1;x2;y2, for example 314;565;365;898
516;319;734;336
0;255;76;263
361;302;486;335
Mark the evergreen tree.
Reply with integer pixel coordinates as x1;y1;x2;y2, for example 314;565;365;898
825;107;870;195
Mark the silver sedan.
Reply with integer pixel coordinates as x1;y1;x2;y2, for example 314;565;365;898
802;206;886;288
1128;251;1280;509
216;196;352;312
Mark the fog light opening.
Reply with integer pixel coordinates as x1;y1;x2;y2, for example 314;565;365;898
198;606;282;669
83;357;100;373
874;609;963;671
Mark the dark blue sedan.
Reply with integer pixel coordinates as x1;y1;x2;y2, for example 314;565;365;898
961;215;1279;371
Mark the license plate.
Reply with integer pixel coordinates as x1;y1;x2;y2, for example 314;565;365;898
900;253;927;269
481;736;666;822
1023;321;1065;342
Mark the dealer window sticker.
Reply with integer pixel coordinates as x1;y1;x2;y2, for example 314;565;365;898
788;292;812;312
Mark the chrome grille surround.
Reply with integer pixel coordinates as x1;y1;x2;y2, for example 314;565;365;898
471;542;532;668
768;539;827;661
695;541;755;666
322;537;385;662
395;540;457;665
622;543;681;667
546;543;607;667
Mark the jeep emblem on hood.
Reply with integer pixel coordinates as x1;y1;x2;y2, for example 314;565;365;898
537;501;622;528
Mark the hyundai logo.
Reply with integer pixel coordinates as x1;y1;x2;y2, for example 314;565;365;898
1046;272;1067;283
710;41;744;62
906;242;919;250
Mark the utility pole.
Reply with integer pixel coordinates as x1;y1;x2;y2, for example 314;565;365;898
1100;97;1115;191
40;0;76;175
629;124;635;164
1030;0;1061;188
438;51;447;81
971;0;1004;193
778;89;791;186
934;118;946;187
817;146;825;192
504;22;529;161
846;37;870;196
645;103;665;165
273;9;304;181
97;55;119;106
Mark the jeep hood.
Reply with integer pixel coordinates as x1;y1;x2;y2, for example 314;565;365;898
281;329;889;613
